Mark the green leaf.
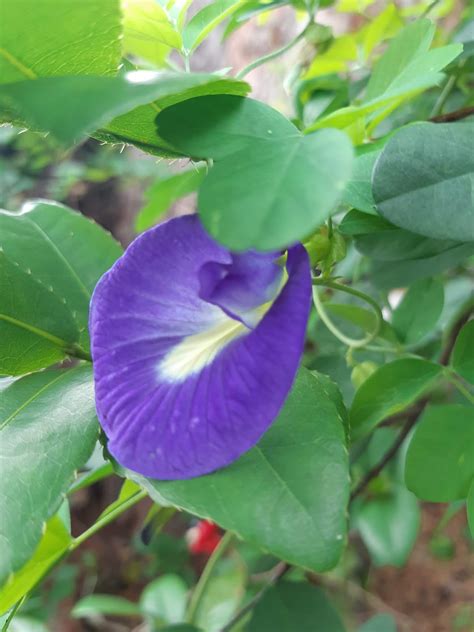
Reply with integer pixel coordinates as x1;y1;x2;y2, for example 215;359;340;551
372;243;473;290
373;122;474;243
199;130;353;251
350;359;443;440
182;0;245;53
310;22;461;133
405;405;474;502
0;367;98;589
122;0;182;66
195;563;246;632
353;486;420;567
341;141;384;214
452;320;474;385
140;575;188;625
136;167;206;232
72;595;141;619
365;19;435;101
0;0;121;83
358;614;397;632
467;480;474;538
0;254;79;376
0;73;250;147
392;278;444;345
246;582;346;632
0;515;71;615
0;200;121;369
156;95;298;160
127;369;350;572
325;303;395;344
99;77;251;157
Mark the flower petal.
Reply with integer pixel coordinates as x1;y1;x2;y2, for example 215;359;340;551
90;215;311;479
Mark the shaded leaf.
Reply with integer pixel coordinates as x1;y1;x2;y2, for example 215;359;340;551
405;405;474;502
0;367;98;588
72;595;141;619
373;122;474;243
392;279;444;344
452;320;474;385
126;369;350;572
350;359;442;440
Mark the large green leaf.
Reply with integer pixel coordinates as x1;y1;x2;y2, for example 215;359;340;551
127;369;350;572
405;405;474;502
373;122;474;243
452;320;474;385
0;73;250;147
246;582;345;632
0;0;121;83
0;367;98;588
0;515;72;615
99;78;251;156
353;486;420;567
350;359;443;440
157;95;353;250
199;131;353;251
0;200;121;370
392;278;444;345
156;95;298;160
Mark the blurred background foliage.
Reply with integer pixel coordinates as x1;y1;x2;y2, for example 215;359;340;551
0;0;473;630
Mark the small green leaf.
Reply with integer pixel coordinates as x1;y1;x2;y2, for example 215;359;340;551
392;278;444;345
136;168;206;232
122;0;182;66
452;320;474;385
0;0;121;83
373;122;474;243
194;564;246;632
405;405;474;502
182;0;245;53
140;575;188;625
0;367;98;589
350;359;443;440
358;613;397;632
72;595;141;619
341;140;384;214
246;582;345;632
353;486;420;567
126;369;350;572
0;515;72;615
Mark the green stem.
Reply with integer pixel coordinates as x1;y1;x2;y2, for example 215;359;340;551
443;369;474;405
187;531;234;624
66;343;92;362
71;490;148;550
312;278;383;349
430;73;457;118
236;19;313;79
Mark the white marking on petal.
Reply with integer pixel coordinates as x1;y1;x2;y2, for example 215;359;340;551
159;314;249;381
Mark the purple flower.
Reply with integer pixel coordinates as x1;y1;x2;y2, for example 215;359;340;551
90;215;311;479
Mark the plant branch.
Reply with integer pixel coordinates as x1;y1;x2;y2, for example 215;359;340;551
187;531;235;624
236;19;313;79
430;105;474;123
219;562;290;632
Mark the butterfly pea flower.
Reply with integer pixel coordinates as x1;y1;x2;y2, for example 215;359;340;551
90;215;311;480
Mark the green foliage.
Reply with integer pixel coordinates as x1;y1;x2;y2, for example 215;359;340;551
350;359;443;440
128;369;349;572
392;278;444;345
0;367;97;595
452;320;474;384
246;582;345;631
0;200;121;372
373;122;474;242
405;405;474;502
